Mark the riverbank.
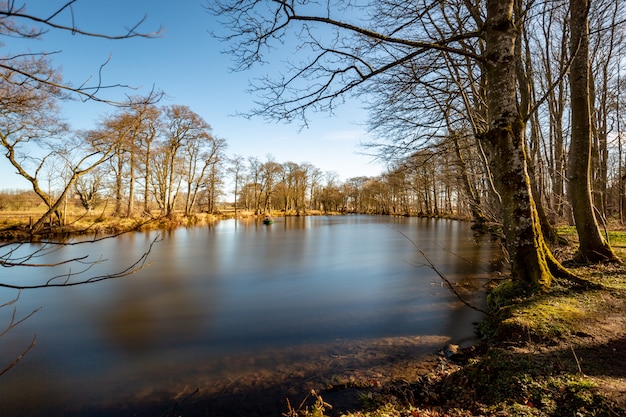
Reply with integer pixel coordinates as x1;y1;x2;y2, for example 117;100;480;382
0;208;472;241
159;255;626;417
285;229;626;417
0;209;342;240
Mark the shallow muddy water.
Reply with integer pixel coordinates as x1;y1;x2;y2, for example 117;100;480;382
0;215;501;416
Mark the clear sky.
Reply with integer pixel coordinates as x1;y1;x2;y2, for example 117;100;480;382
0;1;384;191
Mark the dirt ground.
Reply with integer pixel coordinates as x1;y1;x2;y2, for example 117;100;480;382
531;292;626;410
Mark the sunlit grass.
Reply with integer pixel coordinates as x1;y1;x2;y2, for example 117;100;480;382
500;295;587;341
557;224;626;249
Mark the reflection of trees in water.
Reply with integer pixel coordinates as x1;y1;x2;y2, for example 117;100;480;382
121;335;450;417
1;217;504;416
0;235;157;379
105;291;160;353
102;274;214;355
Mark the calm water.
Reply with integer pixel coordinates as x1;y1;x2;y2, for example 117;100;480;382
0;215;501;416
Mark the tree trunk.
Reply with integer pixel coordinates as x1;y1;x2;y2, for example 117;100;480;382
567;0;618;263
127;144;136;218
143;139;152;215
513;2;566;246
113;148;124;217
483;0;570;288
452;136;488;227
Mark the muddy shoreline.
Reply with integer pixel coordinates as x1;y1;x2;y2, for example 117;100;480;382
56;335;453;417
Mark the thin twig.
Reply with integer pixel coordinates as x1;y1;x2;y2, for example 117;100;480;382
394;228;489;315
0;334;37;377
570;345;583;375
0;305;42;338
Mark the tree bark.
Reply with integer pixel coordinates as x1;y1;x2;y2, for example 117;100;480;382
483;0;571;288
514;0;566;246
567;0;619;263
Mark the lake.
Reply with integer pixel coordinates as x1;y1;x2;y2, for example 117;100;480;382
0;215;502;416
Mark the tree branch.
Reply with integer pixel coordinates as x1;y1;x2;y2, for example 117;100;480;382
0;235;159;290
0;1;164;40
394;227;490;315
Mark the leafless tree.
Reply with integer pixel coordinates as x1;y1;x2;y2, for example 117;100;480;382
74;167;104;213
568;0;619;262
0;1;162;103
259;156;283;213
0;0;162;374
227;154;245;216
184;134;227;215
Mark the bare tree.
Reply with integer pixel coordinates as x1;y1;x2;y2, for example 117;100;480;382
122;98;162;217
227;154;245;216
529;0;570;219
74;167;104;213
247;156;263;214
160;105;211;216
0;0;161;373
184;134;227;215
89;110;137;217
1;109;118;232
0;1;162;104
568;0;619;262
259;156;283;213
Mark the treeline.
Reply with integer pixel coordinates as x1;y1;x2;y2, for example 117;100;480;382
0;100;487;220
5;87;626;225
0;96;482;221
0;144;491;221
0;131;482;220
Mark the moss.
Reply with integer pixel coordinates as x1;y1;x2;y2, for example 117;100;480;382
606;230;626;248
285;262;626;417
483;278;598;343
505;296;587;341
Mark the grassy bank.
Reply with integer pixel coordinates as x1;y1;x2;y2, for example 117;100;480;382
0;210;278;240
0;209;339;240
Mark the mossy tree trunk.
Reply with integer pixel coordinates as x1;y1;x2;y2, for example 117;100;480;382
568;0;619;263
514;0;567;246
482;0;571;289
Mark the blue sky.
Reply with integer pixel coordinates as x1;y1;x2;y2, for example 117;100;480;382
1;1;384;191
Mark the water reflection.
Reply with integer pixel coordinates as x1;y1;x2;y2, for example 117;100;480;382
0;215;502;416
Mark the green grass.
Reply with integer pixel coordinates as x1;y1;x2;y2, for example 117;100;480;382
557;225;626;248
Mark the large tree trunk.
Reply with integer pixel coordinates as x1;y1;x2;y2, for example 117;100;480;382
113;149;124;217
483;0;570;289
514;0;566;246
567;0;618;263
